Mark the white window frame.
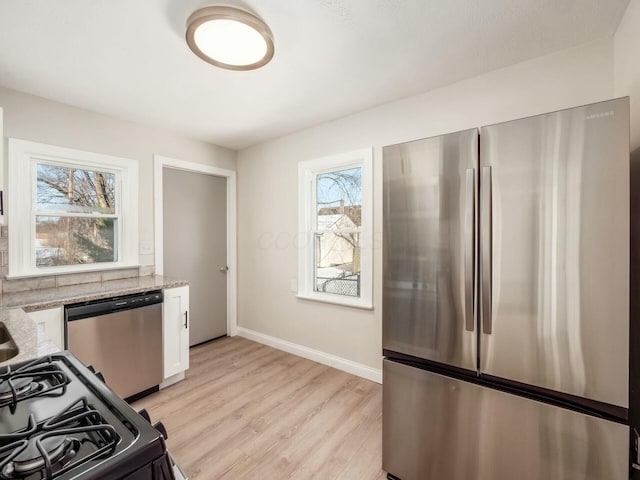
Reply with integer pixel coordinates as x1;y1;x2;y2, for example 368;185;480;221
297;147;373;309
0;107;4;225
8;139;139;278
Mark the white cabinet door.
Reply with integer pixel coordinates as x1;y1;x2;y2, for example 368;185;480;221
27;307;63;349
163;286;190;378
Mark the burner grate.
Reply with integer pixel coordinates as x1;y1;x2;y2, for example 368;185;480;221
0;397;120;480
0;357;69;414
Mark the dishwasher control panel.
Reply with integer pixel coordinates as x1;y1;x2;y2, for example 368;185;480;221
65;290;164;321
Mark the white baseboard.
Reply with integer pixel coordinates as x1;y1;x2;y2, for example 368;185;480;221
235;327;382;384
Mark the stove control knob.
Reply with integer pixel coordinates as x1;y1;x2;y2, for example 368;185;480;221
153;421;168;440
137;408;151;423
85;365;105;382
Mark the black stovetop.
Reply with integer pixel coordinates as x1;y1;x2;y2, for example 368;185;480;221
0;352;172;480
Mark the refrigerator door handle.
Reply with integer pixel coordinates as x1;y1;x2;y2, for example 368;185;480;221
464;168;475;331
481;166;493;334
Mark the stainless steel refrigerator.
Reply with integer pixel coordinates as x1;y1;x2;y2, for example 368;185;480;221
382;97;631;480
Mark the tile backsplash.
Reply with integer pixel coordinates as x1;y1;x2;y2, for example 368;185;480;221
0;226;154;294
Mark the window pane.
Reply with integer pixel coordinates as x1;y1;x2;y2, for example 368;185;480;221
36;216;117;267
36;163;116;214
316;167;361;228
314;231;360;297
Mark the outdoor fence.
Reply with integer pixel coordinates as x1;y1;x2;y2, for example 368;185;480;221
316;273;360;297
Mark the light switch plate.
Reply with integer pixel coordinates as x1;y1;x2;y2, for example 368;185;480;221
139;240;153;255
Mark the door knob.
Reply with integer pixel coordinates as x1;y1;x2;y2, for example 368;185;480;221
220;266;229;273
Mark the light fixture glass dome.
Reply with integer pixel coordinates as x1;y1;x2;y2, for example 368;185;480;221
186;6;274;71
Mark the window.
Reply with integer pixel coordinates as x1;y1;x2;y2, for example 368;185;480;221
8;139;138;277
298;148;373;309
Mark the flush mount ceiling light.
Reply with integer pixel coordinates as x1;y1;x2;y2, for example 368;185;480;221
186;6;274;71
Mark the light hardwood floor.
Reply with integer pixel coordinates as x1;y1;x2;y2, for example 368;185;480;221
133;336;387;480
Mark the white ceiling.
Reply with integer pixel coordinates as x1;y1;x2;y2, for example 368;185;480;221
0;0;630;150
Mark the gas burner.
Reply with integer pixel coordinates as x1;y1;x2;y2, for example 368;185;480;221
0;398;119;480
0;358;68;413
1;437;80;478
0;379;41;405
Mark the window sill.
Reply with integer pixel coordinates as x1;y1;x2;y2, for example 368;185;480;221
295;293;373;310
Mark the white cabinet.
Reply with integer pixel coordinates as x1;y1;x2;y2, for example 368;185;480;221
163;285;190;378
27;307;64;349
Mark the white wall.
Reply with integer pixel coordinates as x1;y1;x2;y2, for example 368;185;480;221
615;0;640;152
237;39;614;373
0;86;236;267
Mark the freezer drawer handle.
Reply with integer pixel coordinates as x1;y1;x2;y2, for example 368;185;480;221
464;168;475;332
481;166;493;334
633;429;640;471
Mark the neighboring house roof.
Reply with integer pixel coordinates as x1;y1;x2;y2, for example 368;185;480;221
317;213;356;230
317;205;361;226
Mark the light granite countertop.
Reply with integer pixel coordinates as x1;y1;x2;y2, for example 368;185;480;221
0;308;59;367
0;275;188;368
1;275;188;311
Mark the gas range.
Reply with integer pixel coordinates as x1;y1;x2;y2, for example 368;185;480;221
0;352;181;480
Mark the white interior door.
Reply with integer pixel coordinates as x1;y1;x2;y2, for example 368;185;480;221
163;168;227;345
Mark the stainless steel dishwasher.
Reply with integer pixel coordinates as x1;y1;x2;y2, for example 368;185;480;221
65;290;163;401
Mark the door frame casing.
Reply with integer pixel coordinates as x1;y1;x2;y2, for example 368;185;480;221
153;154;237;336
